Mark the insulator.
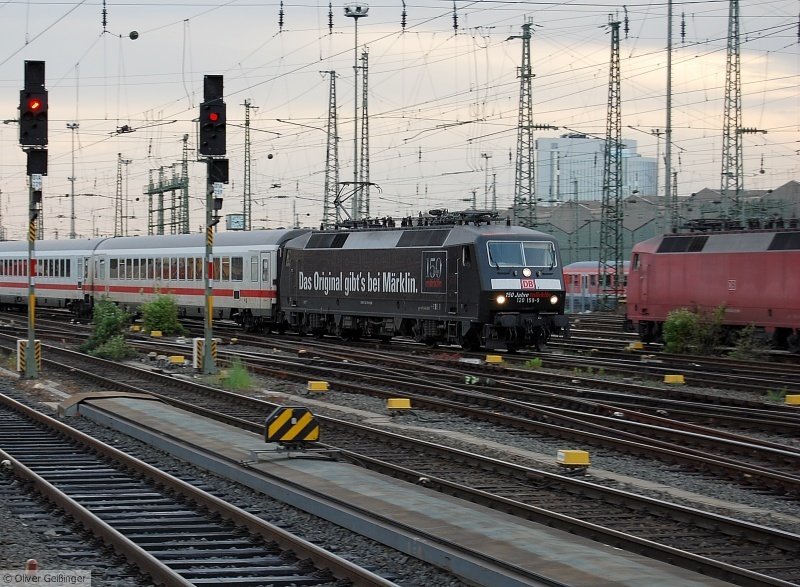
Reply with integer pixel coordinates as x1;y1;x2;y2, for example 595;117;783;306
452;1;458;33
329;2;333;34
279;1;284;31
681;12;686;43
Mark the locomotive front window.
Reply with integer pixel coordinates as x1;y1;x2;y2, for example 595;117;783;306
487;242;524;267
487;241;556;268
523;242;556;267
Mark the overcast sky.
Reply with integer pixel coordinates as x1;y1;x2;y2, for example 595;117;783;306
0;0;797;239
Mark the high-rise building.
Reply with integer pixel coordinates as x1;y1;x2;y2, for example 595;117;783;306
535;134;656;203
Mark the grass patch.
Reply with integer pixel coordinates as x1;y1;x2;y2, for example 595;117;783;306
218;358;251;390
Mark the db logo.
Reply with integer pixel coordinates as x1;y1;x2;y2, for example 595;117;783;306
521;279;536;290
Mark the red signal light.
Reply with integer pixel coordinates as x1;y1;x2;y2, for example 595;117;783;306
208;111;219;122
27;97;42;111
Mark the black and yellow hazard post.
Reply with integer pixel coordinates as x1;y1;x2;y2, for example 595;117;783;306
265;406;320;449
24;191;38;379
16;339;41;373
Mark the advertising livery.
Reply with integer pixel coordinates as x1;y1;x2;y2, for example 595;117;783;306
279;220;569;350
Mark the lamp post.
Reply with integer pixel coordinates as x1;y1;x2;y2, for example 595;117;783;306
344;3;368;220
66;122;79;239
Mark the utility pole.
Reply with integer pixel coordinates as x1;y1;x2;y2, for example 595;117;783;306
665;0;677;232
598;17;623;309
322;71;339;229
344;3;369;221
66;122;78;239
480;153;492;209
650;128;663;228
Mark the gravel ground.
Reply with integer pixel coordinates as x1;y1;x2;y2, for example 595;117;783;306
2;354;799;587
0;376;468;587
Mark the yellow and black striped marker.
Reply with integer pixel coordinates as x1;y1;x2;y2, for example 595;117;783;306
265;406;320;444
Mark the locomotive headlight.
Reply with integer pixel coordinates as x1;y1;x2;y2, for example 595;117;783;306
496;294;507;305
549;294;559;305
522;268;532;277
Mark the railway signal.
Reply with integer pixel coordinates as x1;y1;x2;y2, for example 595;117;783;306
198;75;226;157
19;61;48;147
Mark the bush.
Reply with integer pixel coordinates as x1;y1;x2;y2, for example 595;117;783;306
729;323;769;360
142;295;186;336
89;334;137;360
663;306;726;354
80;298;133;355
662;308;700;353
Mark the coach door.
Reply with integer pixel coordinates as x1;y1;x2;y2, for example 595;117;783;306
260;252;272;311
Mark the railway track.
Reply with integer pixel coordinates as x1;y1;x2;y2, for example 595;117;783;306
0;393;398;587
6;339;799;586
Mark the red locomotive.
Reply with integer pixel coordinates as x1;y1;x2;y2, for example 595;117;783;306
626;229;800;352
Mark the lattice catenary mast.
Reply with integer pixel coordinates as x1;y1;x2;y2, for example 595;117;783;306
597;18;624;308
358;50;370;219
511;20;535;227
242;100;257;230
322;71;340;229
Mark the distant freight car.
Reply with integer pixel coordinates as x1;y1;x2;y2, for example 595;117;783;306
279;220;569;351
626;230;800;351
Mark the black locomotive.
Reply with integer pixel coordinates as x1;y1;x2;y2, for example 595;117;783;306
279;212;569;351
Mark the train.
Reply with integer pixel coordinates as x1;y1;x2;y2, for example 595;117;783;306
0;212;570;351
562;260;629;313
625;229;800;352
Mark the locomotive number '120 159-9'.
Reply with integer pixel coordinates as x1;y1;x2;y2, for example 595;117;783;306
504;290;554;303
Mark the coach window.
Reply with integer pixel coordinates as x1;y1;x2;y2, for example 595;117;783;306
97;258;106;279
110;258;118;279
195;258;203;280
213;258;221;281
187;258;195;280
231;257;243;281
251;256;259;282
261;258;270;282
178;258;187;280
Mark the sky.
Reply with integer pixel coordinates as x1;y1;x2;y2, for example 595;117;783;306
0;0;797;240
